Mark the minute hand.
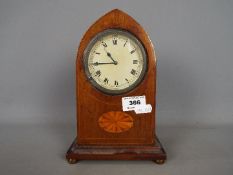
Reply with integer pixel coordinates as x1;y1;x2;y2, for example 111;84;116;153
90;62;116;66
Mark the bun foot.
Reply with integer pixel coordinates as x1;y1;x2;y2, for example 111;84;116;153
67;158;78;164
153;159;165;164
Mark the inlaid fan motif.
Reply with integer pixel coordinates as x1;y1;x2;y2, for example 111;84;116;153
98;111;134;133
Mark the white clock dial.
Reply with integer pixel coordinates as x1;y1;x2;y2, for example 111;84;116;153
84;29;147;95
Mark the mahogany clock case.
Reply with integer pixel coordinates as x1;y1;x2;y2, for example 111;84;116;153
66;9;166;164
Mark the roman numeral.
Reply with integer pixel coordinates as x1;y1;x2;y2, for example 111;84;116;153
130;49;136;54
94;51;100;55
101;41;107;47
123;40;128;47
133;60;138;64
114;81;119;86
125;78;129;83
104;78;109;84
112;38;117;45
130;69;137;75
95;70;101;77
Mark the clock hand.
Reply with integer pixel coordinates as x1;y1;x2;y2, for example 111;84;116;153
90;62;116;66
103;47;118;65
106;52;118;65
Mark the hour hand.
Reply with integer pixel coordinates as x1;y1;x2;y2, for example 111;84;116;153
106;52;118;65
90;62;116;66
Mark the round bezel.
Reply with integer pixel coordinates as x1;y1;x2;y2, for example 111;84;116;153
83;29;147;95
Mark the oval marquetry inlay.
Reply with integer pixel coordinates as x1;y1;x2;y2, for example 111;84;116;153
98;111;133;133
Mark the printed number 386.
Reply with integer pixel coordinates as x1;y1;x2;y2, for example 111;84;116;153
129;100;141;105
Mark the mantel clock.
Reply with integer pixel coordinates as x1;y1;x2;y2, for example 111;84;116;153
66;9;166;164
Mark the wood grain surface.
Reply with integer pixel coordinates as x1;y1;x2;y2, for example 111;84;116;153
76;9;157;145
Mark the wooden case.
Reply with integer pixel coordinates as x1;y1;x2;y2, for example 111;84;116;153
66;9;166;164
